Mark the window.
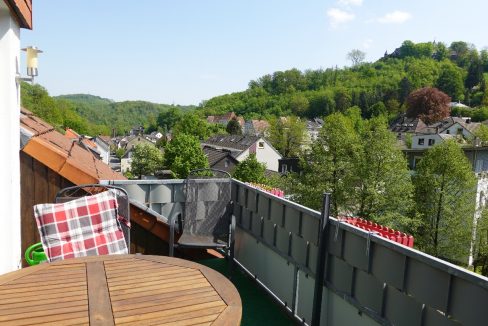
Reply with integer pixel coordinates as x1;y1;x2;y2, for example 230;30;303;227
281;164;287;173
428;139;435;146
457;128;463;135
224;159;230;168
446;130;450;134
418;138;424;145
258;141;265;149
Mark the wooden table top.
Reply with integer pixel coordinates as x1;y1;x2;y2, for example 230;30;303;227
0;255;242;325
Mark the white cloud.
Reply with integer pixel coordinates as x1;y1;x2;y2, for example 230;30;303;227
378;11;411;24
327;8;355;28
338;0;363;6
362;38;373;49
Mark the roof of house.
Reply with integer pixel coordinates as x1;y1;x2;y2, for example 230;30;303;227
203;147;238;166
416;117;480;135
4;0;32;29
98;135;112;145
65;128;98;149
20;108;125;185
250;120;270;132
390;115;427;133
203;134;260;151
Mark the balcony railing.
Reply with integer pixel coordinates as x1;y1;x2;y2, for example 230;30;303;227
105;178;488;326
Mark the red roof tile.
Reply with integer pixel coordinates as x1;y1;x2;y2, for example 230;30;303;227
20;108;125;184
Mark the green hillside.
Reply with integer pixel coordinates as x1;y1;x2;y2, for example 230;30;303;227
200;40;488;120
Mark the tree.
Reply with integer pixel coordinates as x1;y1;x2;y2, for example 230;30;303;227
473;209;488;276
355;117;415;229
130;144;164;179
157;107;182;131
406;87;451;124
226;118;242;135
413;140;477;263
115;148;125;159
291;113;361;213
268;116;306;157
163;133;209;178
288;94;309;116
347;49;366;66
172;113;211;140
233;154;267;183
436;61;465;102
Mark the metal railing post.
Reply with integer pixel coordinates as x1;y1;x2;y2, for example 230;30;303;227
311;193;331;326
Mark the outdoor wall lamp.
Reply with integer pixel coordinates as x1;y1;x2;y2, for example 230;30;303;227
16;46;43;84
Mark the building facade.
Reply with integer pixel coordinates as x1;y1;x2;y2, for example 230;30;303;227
0;0;32;273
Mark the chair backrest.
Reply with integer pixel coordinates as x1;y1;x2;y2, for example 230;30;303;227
55;184;131;248
182;169;232;244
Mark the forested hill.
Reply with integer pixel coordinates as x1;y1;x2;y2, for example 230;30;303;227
54;94;195;135
20;82;196;136
201;40;488;120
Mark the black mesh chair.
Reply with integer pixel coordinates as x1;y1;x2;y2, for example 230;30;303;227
169;169;234;259
55;184;131;249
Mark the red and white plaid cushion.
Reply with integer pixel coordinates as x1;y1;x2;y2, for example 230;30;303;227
33;190;128;262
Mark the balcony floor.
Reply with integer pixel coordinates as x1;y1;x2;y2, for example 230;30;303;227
198;258;294;326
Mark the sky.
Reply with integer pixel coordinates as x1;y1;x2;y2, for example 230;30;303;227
21;0;488;106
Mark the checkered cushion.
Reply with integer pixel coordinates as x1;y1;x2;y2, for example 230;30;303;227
33;190;128;262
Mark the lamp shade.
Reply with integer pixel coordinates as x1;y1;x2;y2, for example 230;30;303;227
22;46;43;77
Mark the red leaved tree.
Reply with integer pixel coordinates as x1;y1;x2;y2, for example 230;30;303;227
406;87;451;124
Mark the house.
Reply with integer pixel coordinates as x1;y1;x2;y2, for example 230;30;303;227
64;128;111;163
1;0;32;273
389;115;428;142
93;135;111;164
202;134;282;171
203;146;239;173
411;117;480;149
118;135;157;173
306;117;324;142
244;119;270;136
207;112;245;130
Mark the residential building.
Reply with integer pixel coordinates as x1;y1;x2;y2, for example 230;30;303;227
118;135;157;173
207;112;245;130
411;117;480;149
244;119;270;136
203;146;239;173
306;117;324;142
1;0;32;273
202;134;282;171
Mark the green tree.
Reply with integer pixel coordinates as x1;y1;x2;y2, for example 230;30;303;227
288;94;309;116
157;107;182;131
233;154;267;183
268;116;306;157
473;209;488;276
226;118;242;135
436;61;465;102
115;148;125;159
163;134;209;178
355;117;415;229
413;140;477;263
130;144;164;179
293;113;360;213
172;113;211;140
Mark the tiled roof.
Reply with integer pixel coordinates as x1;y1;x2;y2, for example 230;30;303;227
20;108;125;185
390;116;426;133
203;147;237;166
203;134;260;151
65;128;98;149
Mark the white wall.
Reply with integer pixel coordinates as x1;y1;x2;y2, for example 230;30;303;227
411;134;440;149
442;123;472;138
237;139;281;171
0;4;21;274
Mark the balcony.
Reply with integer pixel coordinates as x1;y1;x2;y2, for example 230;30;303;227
102;178;488;326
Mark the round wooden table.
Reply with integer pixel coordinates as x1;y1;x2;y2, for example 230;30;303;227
0;255;242;325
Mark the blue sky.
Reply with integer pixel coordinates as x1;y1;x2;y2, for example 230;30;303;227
22;0;488;105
